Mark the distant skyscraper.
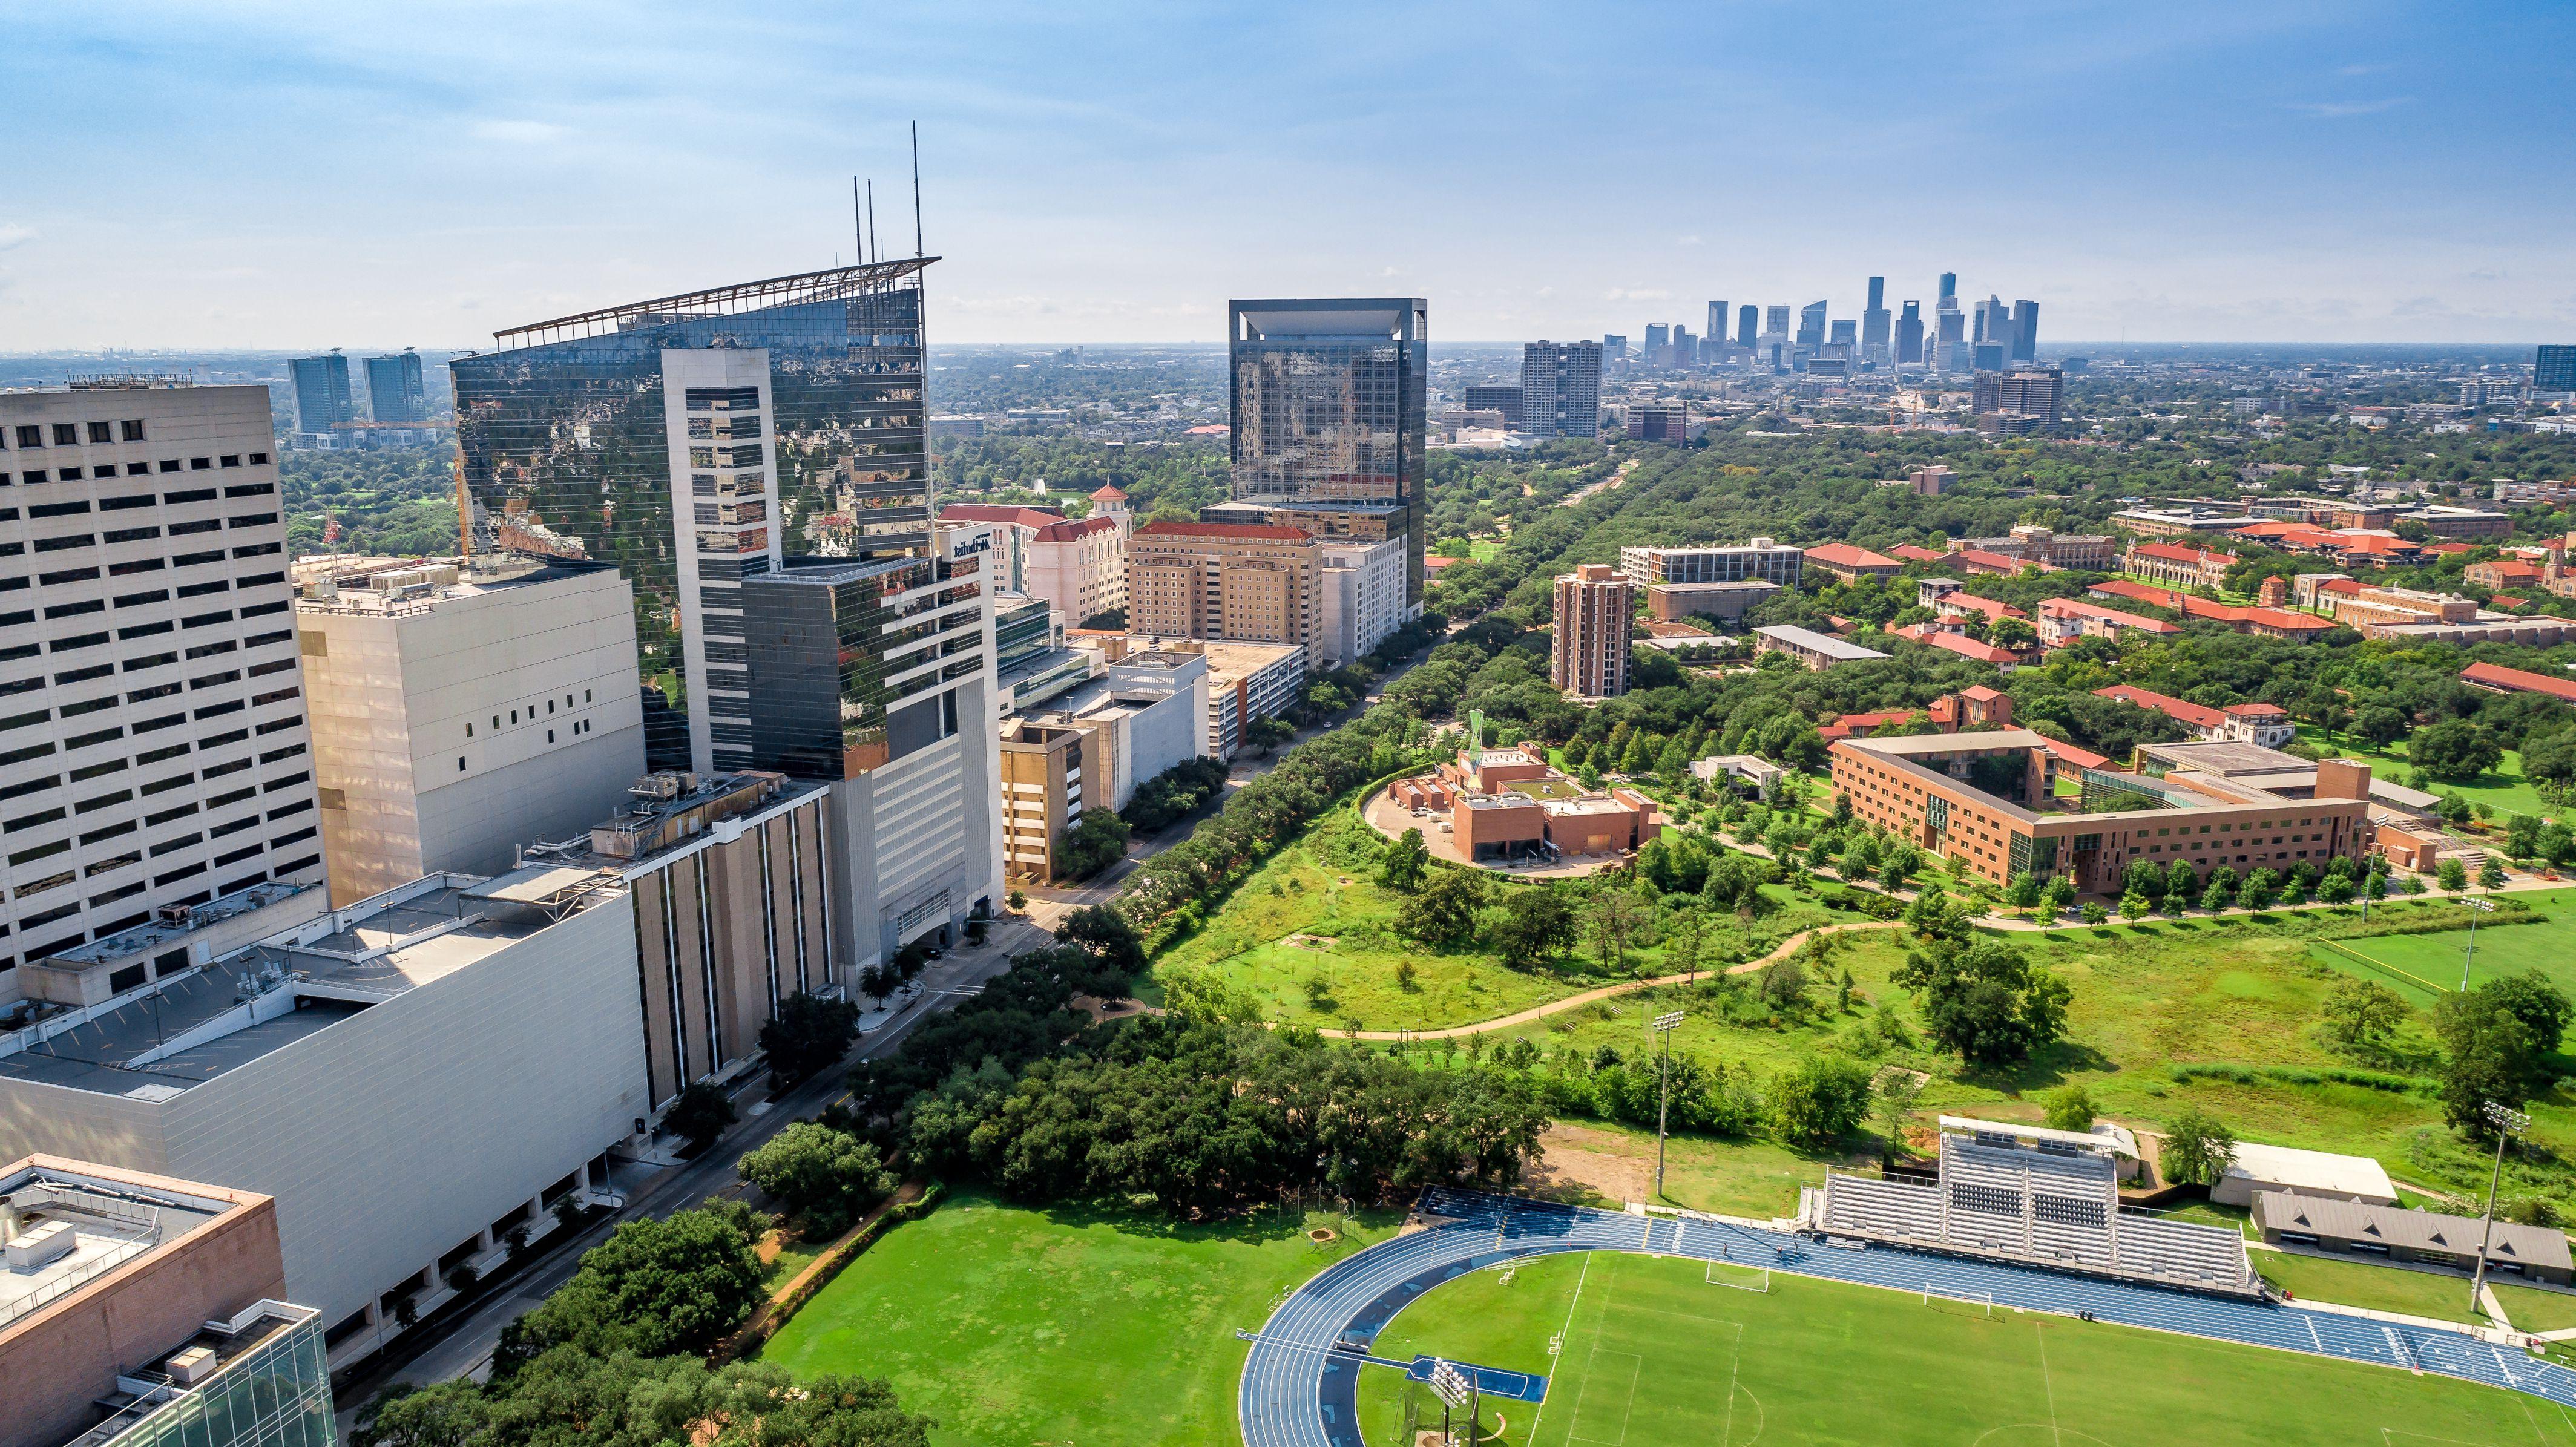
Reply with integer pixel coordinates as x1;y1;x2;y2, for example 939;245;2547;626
1522;340;1603;441
1672;326;1694;365
1861;277;1891;363
1973;341;2006;371
1796;301;1827;347
1737;305;1758;347
1829;320;1856;349
2009;300;2040;364
1228;298;1428;606
291;350;352;434
1707;300;1728;341
1603;333;1626;360
1939;272;1957;305
1896;301;1925;365
1933;303;1968;373
1974;367;2064;426
2539;345;2576;393
1644;323;1669;356
364;349;427;423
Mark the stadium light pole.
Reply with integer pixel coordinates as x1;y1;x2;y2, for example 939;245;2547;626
1430;1359;1472;1447
2471;1100;2530;1315
1653;1010;1686;1199
2460;896;2496;989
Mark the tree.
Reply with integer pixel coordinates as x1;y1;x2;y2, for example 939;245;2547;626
1397;869;1490;946
1494;887;1579;970
2163;858;2196;902
760;992;862;1086
2322;977;2408;1054
2480;856;2508;891
1893;939;2072;1067
1903;884;1971;945
1874;1068;1928;1161
503;1206;768;1363
2522;730;2576;801
2353;706;2409;749
2411;718;2502;781
2122;858;2166;902
663;1081;737;1155
2005;871;2041;908
2483;968;2572;1052
2434;991;2544;1134
737;1121;896;1237
2160;1106;2237;1188
2118;890;2150;921
1058;904;1148;985
1378;827;1431;891
1056;807;1132;879
2042;1083;2097;1133
2438;856;2468;896
2081;902;2108;925
1769;1055;1874;1146
2198;880;2232;913
1587;888;1651;971
2508;812;2545;863
2317;874;2356;906
2236;868;2278;912
2045;873;2078;911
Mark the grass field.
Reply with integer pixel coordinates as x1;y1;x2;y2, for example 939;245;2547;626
2309;900;2576;1006
2255;1248;2488;1325
2293;723;2554;822
758;1192;1398;1447
2497;1281;2576;1334
1356;1249;2569;1446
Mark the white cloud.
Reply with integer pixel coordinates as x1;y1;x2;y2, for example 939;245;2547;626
1604;287;1671;301
0;224;33;251
472;119;568;145
2283;97;2410;119
1675;235;1703;246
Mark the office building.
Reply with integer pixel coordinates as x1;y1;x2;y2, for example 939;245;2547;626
0;384;326;999
2537;345;2576;395
1795;301;1827;347
1894;301;1925;366
1080;635;1298;762
1939;272;1957;305
1126;519;1318;659
294;555;647;905
0;1158;330;1447
1316;536;1408;666
364;349;428;424
1974;368;2064;426
1830;730;2371;893
1551;564;1632;698
1972;295;2009;351
991;591;1060;681
1227;299;1427;607
1828;320;1856;351
1802;542;1904;581
2010;299;2040;363
1736;304;1758;349
1520;340;1603;439
0;870;645;1367
1932;301;1968;372
453;258;938;776
1601;333;1625;361
288;353;352;436
1861;277;1891;363
936;504;1126;626
740;546;1005;962
1643;323;1669;356
519;769;838;1103
1462;384;1523;426
1619;540;1802;588
1706;301;1728;347
1626;403;1689;442
999;649;1208;879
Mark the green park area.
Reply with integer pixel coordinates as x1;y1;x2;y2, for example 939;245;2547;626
2293;722;2555;823
758;1191;1398;1447
1353;1249;2565;1447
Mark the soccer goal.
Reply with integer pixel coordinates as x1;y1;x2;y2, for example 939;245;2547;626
1706;1260;1772;1293
1921;1283;1994;1317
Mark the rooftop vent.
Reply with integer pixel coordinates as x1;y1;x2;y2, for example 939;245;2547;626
165;1345;218;1385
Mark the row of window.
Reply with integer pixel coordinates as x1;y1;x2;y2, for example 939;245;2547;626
7;419;149;447
0;455;269;485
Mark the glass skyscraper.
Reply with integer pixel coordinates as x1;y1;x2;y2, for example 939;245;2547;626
289;352;352;434
452;261;935;772
1226;299;1427;606
364;349;427;423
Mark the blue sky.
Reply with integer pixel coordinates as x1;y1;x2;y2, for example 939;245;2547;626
1;1;2569;349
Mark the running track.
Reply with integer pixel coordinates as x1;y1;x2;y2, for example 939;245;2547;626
1236;1187;2576;1447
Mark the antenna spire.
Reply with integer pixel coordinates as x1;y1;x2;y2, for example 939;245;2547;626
866;180;878;264
911;121;924;257
850;176;862;263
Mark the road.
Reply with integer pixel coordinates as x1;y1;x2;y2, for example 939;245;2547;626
344;635;1446;1423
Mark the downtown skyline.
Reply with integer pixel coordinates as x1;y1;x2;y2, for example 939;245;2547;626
1;1;2572;350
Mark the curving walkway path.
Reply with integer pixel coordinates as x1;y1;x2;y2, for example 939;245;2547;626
1236;1187;2576;1447
1344;921;1898;1041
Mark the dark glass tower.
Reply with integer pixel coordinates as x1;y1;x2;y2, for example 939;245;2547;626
1226;299;1427;606
452;260;935;772
365;350;428;422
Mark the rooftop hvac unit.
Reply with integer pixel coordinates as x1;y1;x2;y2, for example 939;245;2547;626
165;1345;218;1386
156;903;197;927
628;773;686;802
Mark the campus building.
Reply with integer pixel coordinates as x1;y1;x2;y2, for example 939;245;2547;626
1551;564;1633;698
1801;543;1902;581
1401;749;1660;865
0;384;326;997
1125;520;1318;660
2123;541;2236;590
1828;730;2373;893
999;649;1207;880
1617;540;1804;587
1955;525;2114;571
1086;634;1301;763
294;554;648;904
0;1157;329;1447
1229;299;1428;606
2095;686;2294;749
0;871;645;1367
1753;623;1888;671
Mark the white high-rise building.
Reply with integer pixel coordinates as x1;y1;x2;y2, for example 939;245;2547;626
1316;536;1408;667
1519;340;1603;439
0;384;327;1004
293;554;648;905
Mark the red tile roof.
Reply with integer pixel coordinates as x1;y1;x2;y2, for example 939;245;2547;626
1134;520;1313;541
2089;579;2187;608
2476;560;2543;579
2044;739;2112;770
1962;685;2006;703
1891;544;1948;562
2428;542;2477;556
941;502;1068;529
1953;546;2042;574
1938;593;2026;622
1089;484;1129;500
2489;594;2532;609
2461;661;2576;703
1031;515;1121;542
2039;597;2184;633
1924;632;2019;665
2095;684;2226;731
2222;702;2288;718
1805;542;1901;569
2133;541;2235;566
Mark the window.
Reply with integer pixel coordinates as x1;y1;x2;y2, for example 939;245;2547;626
88;422;113;444
13;426;40;448
190;458;211;470
52;425;77;446
157;459;180;473
120;420;145;442
458;756;467;772
219;455;240;468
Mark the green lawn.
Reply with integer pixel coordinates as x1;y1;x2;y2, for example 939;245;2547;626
757;1192;1399;1447
2308;897;2576;1005
2255;1248;2488;1324
2494;1280;2576;1333
2294;723;2554;822
1355;1248;2562;1446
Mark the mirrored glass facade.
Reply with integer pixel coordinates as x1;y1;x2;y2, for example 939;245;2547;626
452;262;933;771
743;541;987;781
97;1307;335;1447
1227;299;1427;606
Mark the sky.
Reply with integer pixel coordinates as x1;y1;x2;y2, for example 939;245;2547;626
1;1;2571;350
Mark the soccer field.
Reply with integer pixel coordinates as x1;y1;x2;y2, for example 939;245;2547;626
2309;909;2574;1005
1356;1250;2574;1446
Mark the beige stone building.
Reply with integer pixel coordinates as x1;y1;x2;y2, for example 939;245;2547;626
1552;563;1634;697
1126;520;1319;660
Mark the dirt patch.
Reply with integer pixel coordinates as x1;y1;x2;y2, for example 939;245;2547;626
1521;1123;1653;1206
1069;993;1157;1025
1286;934;1338;950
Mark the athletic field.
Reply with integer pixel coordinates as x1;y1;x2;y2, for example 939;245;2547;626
1356;1249;2572;1446
2308;910;2569;1005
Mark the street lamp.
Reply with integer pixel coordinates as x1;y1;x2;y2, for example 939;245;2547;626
1652;1011;1686;1199
2460;896;2498;990
2471;1100;2531;1315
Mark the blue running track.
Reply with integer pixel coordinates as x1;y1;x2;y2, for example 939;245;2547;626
1235;1186;2576;1447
